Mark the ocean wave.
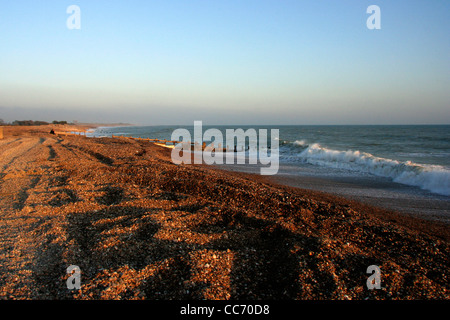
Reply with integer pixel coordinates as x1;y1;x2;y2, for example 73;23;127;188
281;141;450;196
293;140;308;147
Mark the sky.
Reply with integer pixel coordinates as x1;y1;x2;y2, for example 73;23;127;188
0;0;449;125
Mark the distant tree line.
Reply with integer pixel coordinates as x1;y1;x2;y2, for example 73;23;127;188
12;120;50;126
0;119;69;126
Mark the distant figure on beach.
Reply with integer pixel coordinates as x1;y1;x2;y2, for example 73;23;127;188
50;129;55;135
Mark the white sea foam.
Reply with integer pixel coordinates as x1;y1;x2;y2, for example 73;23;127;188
294;139;308;146
293;143;450;196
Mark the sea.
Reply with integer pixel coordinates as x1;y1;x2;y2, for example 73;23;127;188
90;125;450;218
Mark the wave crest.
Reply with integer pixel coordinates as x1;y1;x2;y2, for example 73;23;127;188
284;142;450;196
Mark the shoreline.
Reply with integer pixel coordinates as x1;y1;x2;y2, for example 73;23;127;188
212;165;450;242
0;127;448;299
37;124;450;235
269;173;450;223
214;163;450;225
8;125;447;244
84;125;450;222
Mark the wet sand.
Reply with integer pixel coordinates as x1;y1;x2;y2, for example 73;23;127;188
217;163;450;224
0;125;448;299
271;174;450;223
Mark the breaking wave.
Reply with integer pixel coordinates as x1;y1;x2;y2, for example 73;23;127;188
281;141;450;196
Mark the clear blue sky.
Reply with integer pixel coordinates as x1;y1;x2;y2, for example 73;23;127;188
0;0;449;125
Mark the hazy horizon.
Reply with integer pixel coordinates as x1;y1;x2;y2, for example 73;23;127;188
1;1;449;125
